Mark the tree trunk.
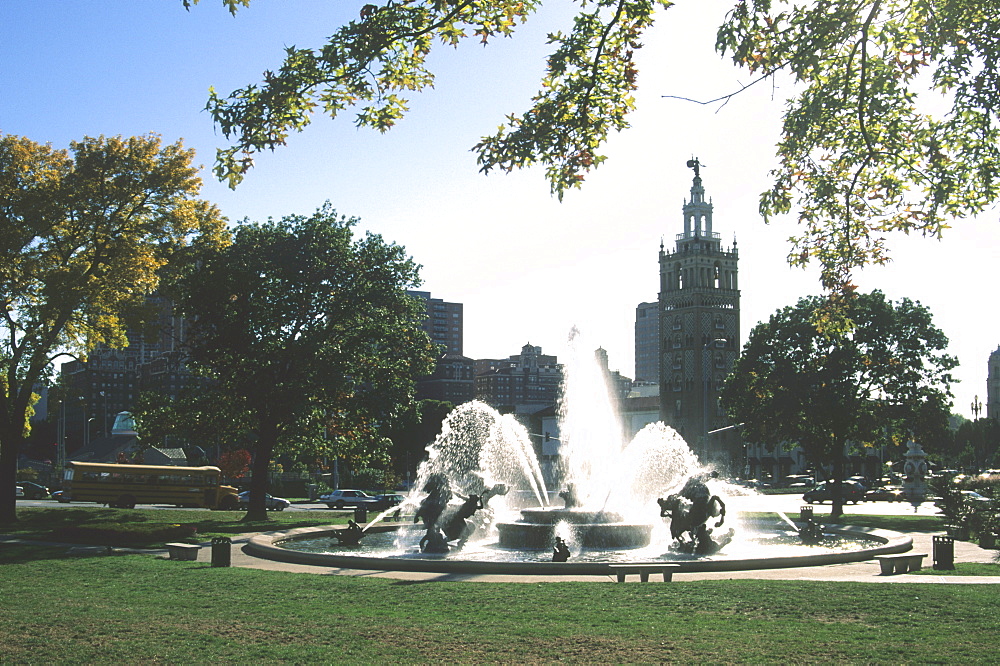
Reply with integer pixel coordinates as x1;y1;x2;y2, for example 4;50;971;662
830;454;845;519
242;416;278;522
0;426;23;524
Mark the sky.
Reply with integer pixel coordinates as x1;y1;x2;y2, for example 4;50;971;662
2;0;998;418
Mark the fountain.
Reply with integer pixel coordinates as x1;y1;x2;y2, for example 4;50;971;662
249;329;913;575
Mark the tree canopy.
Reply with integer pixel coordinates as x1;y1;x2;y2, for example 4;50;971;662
720;290;956;516
172;205;437;519
385;398;455;485
0;132;227;523
188;0;1000;298
717;0;1000;317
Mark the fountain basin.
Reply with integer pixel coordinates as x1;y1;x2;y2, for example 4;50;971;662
247;522;913;576
496;508;652;549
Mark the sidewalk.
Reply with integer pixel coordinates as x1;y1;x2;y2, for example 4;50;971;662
203;530;1000;584
5;528;996;584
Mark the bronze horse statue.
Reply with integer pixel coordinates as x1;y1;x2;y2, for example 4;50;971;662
657;475;733;555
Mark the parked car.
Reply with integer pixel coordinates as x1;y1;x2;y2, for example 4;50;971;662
802;481;866;504
320;489;381;510
846;476;871;492
52;490;69;502
782;475;815;488
237;491;290;511
17;481;50;499
866;486;905;502
15;485;24;498
960;490;993;506
373;494;406;511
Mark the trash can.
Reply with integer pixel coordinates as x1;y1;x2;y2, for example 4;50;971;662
354;507;368;523
799;505;814;522
211;536;232;568
933;535;954;570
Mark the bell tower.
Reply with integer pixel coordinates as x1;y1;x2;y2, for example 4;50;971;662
658;159;741;466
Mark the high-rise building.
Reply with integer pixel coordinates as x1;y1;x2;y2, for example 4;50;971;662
634;301;659;383
408;291;471;404
987;346;1000;421
408;290;463;355
57;294;203;460
658;159;741;466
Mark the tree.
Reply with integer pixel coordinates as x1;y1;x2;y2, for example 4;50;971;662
132;387;254;460
952;418;1000;471
172;205;437;520
720;291;956;517
716;0;1000;313
0;133;227;524
386;399;455;485
219;448;252;480
188;0;1000;300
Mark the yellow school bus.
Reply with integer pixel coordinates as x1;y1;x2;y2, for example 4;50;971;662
62;461;240;510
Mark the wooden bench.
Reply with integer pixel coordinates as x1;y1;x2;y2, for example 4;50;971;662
875;553;926;575
165;543;201;561
608;564;681;582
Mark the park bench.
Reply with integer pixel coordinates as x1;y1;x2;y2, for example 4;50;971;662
874;553;926;575
165;542;201;561
608;564;681;582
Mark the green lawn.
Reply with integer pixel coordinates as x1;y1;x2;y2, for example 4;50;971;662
4;506;344;546
0;547;998;663
739;511;947;534
2;508;999;662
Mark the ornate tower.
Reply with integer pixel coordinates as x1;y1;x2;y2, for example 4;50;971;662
658;159;741;466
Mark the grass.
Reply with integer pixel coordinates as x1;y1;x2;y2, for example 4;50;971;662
822;513;948;533
3;507;345;547
739;511;947;534
3;508;996;661
0;547;998;663
910;562;1000;576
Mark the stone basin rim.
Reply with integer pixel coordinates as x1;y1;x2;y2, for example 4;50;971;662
245;523;913;576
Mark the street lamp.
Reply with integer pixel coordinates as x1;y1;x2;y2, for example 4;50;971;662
972;395;982;421
57;398;67;472
99;390;109;437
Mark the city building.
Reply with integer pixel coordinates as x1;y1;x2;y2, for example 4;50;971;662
57;294;190;458
658;159;742;467
416;353;476;404
634;301;660;383
408;290;471;403
408;290;463;355
475;343;563;413
988;346;1000;421
595;347;633;404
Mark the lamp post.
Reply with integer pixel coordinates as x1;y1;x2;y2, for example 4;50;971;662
972;395;982;421
57;398;66;473
99;390;109;437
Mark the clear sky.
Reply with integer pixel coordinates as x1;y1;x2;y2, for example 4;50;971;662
3;0;997;418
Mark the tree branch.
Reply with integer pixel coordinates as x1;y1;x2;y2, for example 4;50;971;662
661;71;774;111
580;0;630;119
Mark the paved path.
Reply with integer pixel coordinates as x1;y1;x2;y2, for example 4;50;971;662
9;494;997;583
179;528;999;584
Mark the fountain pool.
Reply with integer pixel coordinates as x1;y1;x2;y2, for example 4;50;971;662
248;330;913;575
